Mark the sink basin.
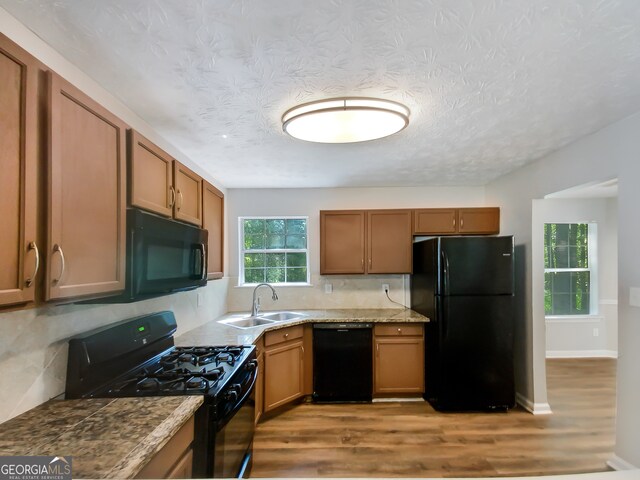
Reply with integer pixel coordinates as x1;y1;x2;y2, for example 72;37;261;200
219;317;277;329
259;311;307;322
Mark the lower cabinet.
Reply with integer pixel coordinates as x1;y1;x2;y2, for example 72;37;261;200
254;338;264;425
136;416;194;479
374;324;424;395
263;325;305;413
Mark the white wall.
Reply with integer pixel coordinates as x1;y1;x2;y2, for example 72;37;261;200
226;186;486;311
486;112;640;468
0;8;231;422
537;198;618;358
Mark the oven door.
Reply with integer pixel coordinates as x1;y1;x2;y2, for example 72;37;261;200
213;393;255;478
128;208;208;296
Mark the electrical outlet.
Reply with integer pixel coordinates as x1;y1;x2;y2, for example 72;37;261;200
324;283;333;294
382;284;389;293
630;287;640;307
197;292;203;307
593;328;599;337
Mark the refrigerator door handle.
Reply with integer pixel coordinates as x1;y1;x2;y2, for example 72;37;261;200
441;250;450;296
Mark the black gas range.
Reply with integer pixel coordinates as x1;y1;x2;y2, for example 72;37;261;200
65;311;257;478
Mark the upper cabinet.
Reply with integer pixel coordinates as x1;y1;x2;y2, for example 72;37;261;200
367;210;412;274
320;210;412;275
320;211;366;274
0;35;39;307
46;71;128;300
414;207;500;235
128;130;203;226
173;161;203;226
128;130;173;218
458;207;500;234
202;181;224;280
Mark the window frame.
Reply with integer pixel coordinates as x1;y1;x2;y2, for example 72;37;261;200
544;222;598;317
238;215;311;286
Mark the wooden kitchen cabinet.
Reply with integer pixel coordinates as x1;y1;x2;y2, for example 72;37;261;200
254;338;264;424
128;130;174;218
128;130;203;226
46;71;127;301
374;323;424;395
320;210;366;274
173;161;203;226
320;209;412;275
458;207;500;234
413;208;457;235
264;326;305;412
413;207;500;235
0;34;39;307
135;415;194;479
367;210;412;273
202;181;224;279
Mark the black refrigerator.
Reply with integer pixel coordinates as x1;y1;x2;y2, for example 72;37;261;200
411;236;515;411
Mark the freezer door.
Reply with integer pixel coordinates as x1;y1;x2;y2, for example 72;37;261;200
410;239;438;316
436;295;515;410
439;236;514;296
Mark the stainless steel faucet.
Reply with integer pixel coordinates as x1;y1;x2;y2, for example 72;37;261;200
251;283;278;317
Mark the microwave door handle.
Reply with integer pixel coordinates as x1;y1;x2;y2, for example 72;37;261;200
199;243;207;280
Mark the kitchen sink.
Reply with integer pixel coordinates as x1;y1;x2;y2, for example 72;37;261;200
259;311;307;322
219;311;307;329
219;317;277;329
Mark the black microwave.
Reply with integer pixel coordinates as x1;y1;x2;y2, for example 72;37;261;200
85;208;208;304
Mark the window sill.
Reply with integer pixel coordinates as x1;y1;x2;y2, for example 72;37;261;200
545;315;604;323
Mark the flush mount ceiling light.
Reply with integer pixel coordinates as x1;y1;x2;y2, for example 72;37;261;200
282;97;410;143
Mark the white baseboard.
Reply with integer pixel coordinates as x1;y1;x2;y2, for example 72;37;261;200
546;350;618;359
515;392;552;415
607;454;638;470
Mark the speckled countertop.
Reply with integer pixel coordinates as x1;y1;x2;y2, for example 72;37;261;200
0;396;203;479
176;308;429;346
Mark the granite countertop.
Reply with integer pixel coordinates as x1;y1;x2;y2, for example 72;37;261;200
176;308;429;346
0;396;203;479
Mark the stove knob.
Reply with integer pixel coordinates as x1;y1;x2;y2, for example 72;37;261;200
246;360;258;371
225;390;238;402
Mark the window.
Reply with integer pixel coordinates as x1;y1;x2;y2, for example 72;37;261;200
239;217;309;285
544;223;597;316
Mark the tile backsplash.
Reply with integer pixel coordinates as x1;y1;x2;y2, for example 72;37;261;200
0;278;229;423
0;274;410;423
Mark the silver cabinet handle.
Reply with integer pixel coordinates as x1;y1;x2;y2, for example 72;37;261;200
169;186;176;207
460;217;464;229
52;244;65;284
176;190;184;210
25;241;40;287
453;217;456;228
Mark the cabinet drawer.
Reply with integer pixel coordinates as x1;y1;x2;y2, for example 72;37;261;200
374;323;423;337
135;416;194;479
264;325;304;347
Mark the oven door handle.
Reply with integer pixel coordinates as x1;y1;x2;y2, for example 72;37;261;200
216;364;258;431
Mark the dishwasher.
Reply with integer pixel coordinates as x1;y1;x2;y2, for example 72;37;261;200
313;323;373;402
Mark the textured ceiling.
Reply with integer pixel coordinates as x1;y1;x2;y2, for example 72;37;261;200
3;0;640;188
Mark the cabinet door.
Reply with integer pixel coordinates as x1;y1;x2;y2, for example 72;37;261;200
0;35;38;306
202;181;224;279
167;450;193;479
128;130;174;218
367;210;412;273
47;72;127;300
320;210;366;274
413;208;457;235
173;161;202;226
264;340;304;412
458;207;500;234
374;337;424;394
255;351;264;424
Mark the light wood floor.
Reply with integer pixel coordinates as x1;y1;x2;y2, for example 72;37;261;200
251;358;616;477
